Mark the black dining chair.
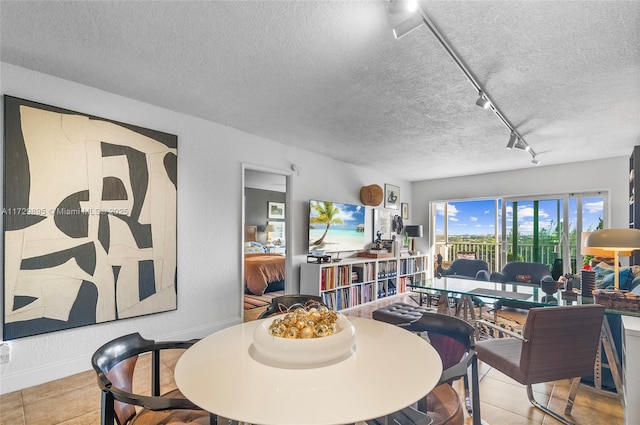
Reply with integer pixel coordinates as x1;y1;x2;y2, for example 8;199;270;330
91;332;216;425
368;312;481;425
257;294;325;318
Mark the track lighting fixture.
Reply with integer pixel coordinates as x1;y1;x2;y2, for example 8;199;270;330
392;13;424;39
475;93;490;109
514;139;527;150
506;132;517;149
389;0;540;165
389;0;424;39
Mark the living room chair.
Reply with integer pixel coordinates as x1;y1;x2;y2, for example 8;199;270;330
475;304;605;425
368;312;481;425
257;294;325;318
441;258;490;281
91;332;216;425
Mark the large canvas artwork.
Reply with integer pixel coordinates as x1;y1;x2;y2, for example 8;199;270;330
3;96;178;340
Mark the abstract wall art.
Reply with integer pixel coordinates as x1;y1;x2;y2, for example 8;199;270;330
3;96;178;339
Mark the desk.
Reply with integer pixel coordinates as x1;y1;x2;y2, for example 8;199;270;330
175;317;442;425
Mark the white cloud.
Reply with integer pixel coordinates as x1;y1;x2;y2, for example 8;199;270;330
436;202;459;218
518;206;550;219
584;201;603;214
470;216;478;222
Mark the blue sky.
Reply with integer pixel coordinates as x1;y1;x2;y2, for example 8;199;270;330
436;197;603;236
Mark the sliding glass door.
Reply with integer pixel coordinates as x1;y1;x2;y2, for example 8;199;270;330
431;191;607;276
502;197;564;277
501;193;606;276
434;199;500;272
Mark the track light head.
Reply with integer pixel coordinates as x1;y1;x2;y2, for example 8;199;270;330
514;139;527;150
392;13;424;39
506;132;517;149
475;93;490;109
389;0;418;14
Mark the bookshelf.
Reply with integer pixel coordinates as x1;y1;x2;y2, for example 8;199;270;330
300;254;428;311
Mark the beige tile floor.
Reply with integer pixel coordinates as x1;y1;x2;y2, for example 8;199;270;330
1;294;624;425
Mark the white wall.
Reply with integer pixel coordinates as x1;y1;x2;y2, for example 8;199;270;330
0;62;411;393
410;156;629;254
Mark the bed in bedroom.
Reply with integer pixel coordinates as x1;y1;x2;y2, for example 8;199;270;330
244;226;285;299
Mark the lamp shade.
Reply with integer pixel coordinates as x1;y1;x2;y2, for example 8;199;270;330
264;224;276;233
405;225;423;238
584;228;640;252
580;232;609;257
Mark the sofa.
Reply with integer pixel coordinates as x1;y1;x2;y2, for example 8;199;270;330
490;261;553;287
488;261;553;312
441;258;490;281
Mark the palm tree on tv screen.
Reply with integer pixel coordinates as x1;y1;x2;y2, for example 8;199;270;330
310;201;344;246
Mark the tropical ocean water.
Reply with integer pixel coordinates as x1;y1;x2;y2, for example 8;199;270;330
309;227;365;252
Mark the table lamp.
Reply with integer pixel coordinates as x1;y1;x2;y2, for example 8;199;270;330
264;224;276;243
404;224;424;255
584;228;640;290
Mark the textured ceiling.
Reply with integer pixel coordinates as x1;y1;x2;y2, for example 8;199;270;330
1;1;639;181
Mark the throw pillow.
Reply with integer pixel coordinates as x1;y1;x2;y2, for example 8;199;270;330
601;268;634;290
594;264;614;282
515;274;531;283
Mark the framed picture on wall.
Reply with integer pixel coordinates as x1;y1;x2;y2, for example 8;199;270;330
401;202;409;219
3;95;178;340
373;209;393;241
384;184;400;209
268;201;285;219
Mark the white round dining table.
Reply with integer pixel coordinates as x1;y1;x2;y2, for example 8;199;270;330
175;316;443;425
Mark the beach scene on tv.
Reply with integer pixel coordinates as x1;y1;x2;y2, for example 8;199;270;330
309;200;366;253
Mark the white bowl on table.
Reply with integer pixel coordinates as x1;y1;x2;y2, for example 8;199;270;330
251;313;356;368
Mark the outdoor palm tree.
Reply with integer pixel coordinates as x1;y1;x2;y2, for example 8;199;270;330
310;201;344;246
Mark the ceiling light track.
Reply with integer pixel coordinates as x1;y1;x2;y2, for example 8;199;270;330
389;0;540;165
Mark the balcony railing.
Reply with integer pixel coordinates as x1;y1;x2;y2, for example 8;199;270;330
435;241;576;274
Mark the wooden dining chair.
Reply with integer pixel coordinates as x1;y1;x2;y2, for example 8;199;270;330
91;332;215;425
368;312;481;425
257;294;325;318
475;304;605;425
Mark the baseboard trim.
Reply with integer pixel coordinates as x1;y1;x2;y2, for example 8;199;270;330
0;318;240;395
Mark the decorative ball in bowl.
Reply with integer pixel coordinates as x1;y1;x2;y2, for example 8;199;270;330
252;307;356;368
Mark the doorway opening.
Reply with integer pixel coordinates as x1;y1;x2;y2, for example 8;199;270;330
241;165;292;321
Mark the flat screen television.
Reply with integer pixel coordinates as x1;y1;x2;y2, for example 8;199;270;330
308;200;366;253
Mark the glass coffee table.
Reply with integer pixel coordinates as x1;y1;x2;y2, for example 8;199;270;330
408;276;562;321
